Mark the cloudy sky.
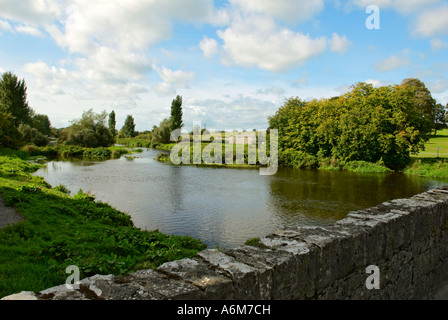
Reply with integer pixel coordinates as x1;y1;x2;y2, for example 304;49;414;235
1;0;448;131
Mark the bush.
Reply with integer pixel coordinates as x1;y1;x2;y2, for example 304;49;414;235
18;124;49;147
83;147;112;159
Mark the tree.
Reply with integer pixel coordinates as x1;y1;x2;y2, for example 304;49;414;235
170;95;183;132
108;110;117;139
0;72;33;126
59;109;114;147
400;78;437;134
18;123;49;147
0;111;21;149
269;80;435;171
152;118;171;145
32;114;52;136
434;103;446;133
120;115;137;138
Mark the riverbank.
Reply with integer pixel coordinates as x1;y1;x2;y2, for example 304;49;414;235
0;150;207;299
120;130;448;179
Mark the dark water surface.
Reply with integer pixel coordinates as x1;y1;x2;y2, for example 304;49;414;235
34;148;448;249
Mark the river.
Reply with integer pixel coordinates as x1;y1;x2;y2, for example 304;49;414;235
34;148;448;249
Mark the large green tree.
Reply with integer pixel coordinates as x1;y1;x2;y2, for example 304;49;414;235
0;72;33;126
170;95;183;132
269;80;435;171
59;109;114;147
120;115;137;138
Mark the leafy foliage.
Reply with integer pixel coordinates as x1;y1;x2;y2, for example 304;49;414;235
120;115;137;138
58;109;114;148
108;110;117;139
269;81;435;171
0;72;33;126
18;124;49;147
0;111;21;149
151;118;171;145
170;95;184;132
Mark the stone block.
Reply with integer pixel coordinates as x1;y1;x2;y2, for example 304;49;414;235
197;249;261;299
157;257;235;300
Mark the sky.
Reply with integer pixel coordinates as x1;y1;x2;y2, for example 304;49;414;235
0;0;448;132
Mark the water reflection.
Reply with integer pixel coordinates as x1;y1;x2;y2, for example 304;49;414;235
266;168;446;229
34;149;448;249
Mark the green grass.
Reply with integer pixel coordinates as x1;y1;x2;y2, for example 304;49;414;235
416;129;448;158
404;158;448;178
19;145;135;160
402;129;448;178
0;151;207;298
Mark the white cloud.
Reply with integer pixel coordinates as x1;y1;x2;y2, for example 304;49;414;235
365;79;392;87
76;46;151;85
431;38;448;50
184;95;278;130
414;6;448;37
0;0;61;26
154;66;195;88
330;33;352;54
217;14;327;73
291;77;308;88
152;66;195;97
22;53;150;106
0;19;12;33
428;78;448;94
229;0;325;23
200;37;219;58
374;53;410;72
256;86;286;96
350;0;442;14
152;82;177;98
15;24;43;37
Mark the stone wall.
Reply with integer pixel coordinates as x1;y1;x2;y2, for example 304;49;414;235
4;187;448;300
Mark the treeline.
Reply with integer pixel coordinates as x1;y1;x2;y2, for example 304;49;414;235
0;71;185;152
268;79;446;171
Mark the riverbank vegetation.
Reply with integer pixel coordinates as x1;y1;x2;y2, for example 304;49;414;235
0;151;207;298
269;80;439;172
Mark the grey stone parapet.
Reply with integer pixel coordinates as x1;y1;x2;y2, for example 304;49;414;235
3;186;448;300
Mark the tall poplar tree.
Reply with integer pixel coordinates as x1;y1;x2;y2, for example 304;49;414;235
170;95;183;132
108;110;117;138
121;115;137;138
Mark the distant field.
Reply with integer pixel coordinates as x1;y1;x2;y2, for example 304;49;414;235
416;129;448;158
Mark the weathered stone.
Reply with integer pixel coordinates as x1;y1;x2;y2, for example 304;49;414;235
129;269;203;300
157;257;235;299
1;291;37;300
197;249;260;299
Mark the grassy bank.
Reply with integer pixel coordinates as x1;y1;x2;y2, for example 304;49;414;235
0;150;207;298
9;145;142;161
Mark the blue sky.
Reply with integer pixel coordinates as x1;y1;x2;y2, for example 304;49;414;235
1;0;447;131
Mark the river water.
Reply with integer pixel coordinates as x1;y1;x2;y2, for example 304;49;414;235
34;148;448;249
